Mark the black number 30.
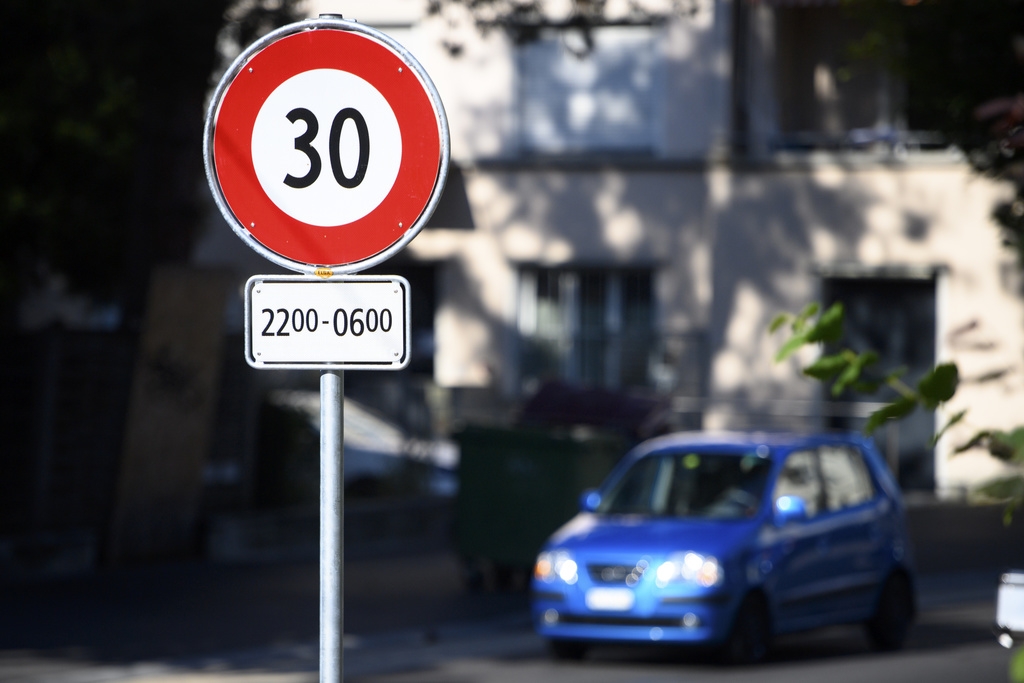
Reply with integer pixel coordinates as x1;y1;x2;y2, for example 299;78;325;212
283;107;369;189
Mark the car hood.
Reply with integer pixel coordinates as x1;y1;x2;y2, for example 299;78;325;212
546;512;760;560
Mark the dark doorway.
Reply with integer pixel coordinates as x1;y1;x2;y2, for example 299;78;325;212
823;274;937;491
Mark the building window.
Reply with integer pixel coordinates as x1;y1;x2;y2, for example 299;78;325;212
518;268;654;391
768;5;942;152
517;25;660;155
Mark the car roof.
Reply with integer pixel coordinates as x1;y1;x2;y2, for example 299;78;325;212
631;430;870;459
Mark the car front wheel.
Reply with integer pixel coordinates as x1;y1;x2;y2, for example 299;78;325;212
723;593;771;665
866;572;914;651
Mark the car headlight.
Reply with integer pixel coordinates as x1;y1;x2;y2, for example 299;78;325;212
535;550;578;585
655;552;723;588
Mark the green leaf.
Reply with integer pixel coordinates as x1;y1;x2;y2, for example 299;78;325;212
931;409;968;446
792;303;821;333
864;397;918;435
1004;501;1018;527
769;313;791;334
775;332;809;363
917;362;959;410
987;429;1024;463
803;353;849;381
952;428;1024;463
883;366;908;384
832;351;879;397
853;379;883;394
1012;632;1024;671
1002;428;1024;464
799;302;821;318
806;302;844;344
833;371;858;397
856;348;879;369
974;474;1024;504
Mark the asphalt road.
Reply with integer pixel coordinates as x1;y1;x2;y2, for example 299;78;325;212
0;552;1013;683
4;498;1024;682
0;552;525;662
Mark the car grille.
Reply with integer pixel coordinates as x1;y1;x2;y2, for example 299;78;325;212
587;560;649;586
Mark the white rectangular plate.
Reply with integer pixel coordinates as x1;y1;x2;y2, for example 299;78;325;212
245;275;410;370
585;587;636;612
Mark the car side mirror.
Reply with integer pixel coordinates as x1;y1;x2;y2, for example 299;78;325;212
774;495;808;526
580;489;602;512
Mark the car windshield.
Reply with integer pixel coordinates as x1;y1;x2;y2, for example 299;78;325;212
596;451;771;520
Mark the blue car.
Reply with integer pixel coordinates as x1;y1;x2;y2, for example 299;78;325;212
530;432;915;663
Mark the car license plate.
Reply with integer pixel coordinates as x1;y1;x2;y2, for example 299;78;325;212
586;587;635;611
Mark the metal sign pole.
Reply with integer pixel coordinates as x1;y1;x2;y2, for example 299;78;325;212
205;16;447;683
320;370;344;683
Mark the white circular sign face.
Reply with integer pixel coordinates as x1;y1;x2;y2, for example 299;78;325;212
251;68;402;227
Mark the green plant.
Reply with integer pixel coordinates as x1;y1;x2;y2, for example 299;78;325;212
770;302;959;436
771;301;1024;521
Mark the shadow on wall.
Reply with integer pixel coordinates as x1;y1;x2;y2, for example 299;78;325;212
436;164;899;430
436;165;711;417
708;170;875;411
426;164;476;230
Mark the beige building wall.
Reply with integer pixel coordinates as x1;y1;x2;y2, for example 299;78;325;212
278;1;1024;495
408;167;714;392
407;158;1022;495
704;161;1022;495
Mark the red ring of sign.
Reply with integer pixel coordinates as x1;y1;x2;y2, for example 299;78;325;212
212;29;442;267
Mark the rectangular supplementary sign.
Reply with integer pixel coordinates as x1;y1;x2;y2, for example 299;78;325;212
244;275;410;370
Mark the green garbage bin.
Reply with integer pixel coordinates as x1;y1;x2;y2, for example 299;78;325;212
454;424;624;590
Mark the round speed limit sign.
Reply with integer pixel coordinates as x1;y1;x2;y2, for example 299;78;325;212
204;16;449;273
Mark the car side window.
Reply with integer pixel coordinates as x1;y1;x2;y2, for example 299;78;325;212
819;445;875;512
773;449;823;518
